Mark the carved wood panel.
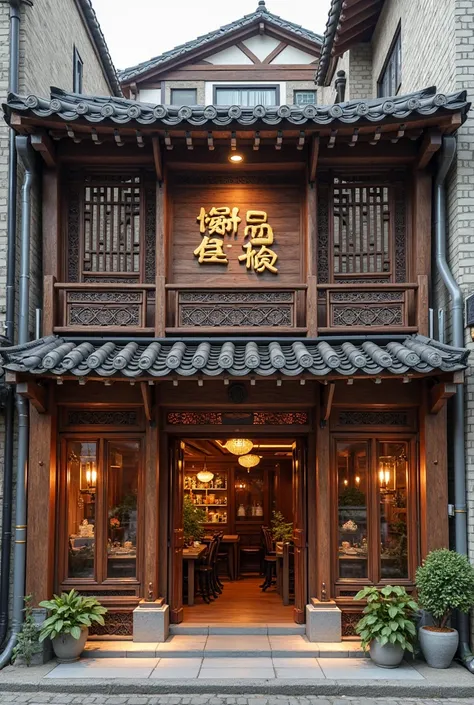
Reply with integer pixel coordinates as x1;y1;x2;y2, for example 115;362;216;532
177;290;295;328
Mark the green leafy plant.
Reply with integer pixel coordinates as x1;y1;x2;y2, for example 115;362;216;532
415;548;474;628
183;495;206;543
354;585;418;652
38;589;107;642
271;510;293;543
339;486;366;506
12;595;42;666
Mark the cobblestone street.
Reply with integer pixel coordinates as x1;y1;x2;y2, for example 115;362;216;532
0;695;474;705
0;696;473;705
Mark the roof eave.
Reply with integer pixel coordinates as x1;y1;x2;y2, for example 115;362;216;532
75;0;122;97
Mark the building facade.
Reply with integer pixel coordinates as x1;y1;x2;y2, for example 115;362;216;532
0;0;471;647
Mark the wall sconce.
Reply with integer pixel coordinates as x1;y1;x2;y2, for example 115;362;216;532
80;459;97;494
355;475;361;486
378;456;395;491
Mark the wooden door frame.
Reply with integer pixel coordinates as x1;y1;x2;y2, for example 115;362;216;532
165;428;309;624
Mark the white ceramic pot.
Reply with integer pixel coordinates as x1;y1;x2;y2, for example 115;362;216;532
418;626;459;669
52;628;88;663
369;639;405;668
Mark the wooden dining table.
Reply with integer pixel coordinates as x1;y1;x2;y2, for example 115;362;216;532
182;544;207;606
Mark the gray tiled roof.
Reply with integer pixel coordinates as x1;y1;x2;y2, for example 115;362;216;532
0;335;467;380
3;86;468;130
315;0;343;86
118;1;323;83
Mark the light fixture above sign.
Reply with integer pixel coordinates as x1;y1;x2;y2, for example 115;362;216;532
238;454;261;468
229;153;244;163
225;438;254;455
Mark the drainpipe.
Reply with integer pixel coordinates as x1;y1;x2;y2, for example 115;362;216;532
0;136;35;668
434;135;474;672
0;0;21;648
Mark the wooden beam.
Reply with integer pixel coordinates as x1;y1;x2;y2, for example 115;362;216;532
297;131;305;150
337;4;381;38
328;129;337;149
140;381;153;421
236;41;260;64
152;136;163;181
309;135;319;182
17;381;48;413
263;40;287;64
253;131;261;151
321;382;336;421
430;382;456;414
415;129;442;169
30;132;56;167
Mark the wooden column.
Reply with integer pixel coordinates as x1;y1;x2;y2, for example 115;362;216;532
155;180;167;337
26;387;56;603
306;396;318;598
315;401;331;600
158;430;170;602
42;168;61;336
412;170;432;332
306;181;317;336
143;388;159;600
419;381;449;556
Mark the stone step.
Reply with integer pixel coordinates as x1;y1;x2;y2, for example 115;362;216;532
169;623;306;635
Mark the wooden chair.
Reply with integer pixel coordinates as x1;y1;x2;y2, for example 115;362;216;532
260;526;277;591
196;536;220;604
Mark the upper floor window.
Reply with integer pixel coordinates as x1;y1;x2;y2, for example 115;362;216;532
170;88;197;105
214;85;279;106
73;46;83;93
378;28;401;97
294;90;317;105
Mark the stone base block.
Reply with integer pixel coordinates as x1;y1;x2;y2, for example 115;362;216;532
305;603;342;643
133;603;169;642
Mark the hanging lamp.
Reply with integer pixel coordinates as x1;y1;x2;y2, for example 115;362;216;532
225;438;253;455
197;458;214;484
238;454;261;468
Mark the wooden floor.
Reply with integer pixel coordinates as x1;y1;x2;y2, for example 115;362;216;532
183;576;295;624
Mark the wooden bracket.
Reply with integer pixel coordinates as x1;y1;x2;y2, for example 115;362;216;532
321;382;336;423
31;132;56;167
152;137;163;182
415;129;442;170
140;381;153;422
17;381;48;414
430;382;456;414
309;135;319;183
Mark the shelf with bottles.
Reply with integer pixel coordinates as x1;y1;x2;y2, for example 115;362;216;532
183;468;229;526
234;467;265;522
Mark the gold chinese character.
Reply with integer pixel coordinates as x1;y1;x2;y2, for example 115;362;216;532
196;206;241;237
194;236;228;264
238;242;278;274
244;210;274;246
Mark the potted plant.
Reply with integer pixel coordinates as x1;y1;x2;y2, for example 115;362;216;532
416;548;474;668
354;585;418;668
12;596;42;666
183;495;206;545
39;589;107;663
271;510;293;552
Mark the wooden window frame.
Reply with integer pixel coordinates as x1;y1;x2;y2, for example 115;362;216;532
57;433;144;592
212;84;280;106
377;25;402;98
331;432;419;593
73;46;83;94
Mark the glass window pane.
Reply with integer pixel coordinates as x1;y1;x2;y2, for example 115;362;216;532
294;91;317;105
67;441;97;579
107;441;139;579
170;88;197;105
235;467;264;521
337;441;368;579
215;87;277;106
378;442;409;579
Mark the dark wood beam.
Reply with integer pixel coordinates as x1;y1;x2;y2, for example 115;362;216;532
415;129;442;170
31;132;56;167
263;41;287;64
17;381;48;414
321;382;336;422
140;382;153;421
309;135;319;182
152;137;163;181
337;4;381;37
430;382;456;414
236;41;261;64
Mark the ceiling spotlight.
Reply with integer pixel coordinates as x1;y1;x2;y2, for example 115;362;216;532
229;153;244;163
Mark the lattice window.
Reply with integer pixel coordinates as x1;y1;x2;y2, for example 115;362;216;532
83;174;141;277
332;175;393;279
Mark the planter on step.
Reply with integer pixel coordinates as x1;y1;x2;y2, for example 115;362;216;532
369;639;405;668
418;626;459;669
51;628;88;663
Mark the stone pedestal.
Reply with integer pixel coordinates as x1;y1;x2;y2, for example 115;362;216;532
305;601;342;643
133;601;169;643
30;608;53;664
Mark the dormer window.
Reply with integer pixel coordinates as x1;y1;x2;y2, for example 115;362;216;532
170;88;197;105
294;90;317;105
214;85;279;106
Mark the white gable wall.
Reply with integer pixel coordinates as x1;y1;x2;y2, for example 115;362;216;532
273;45;318;64
242;34;281;61
206;45;253;64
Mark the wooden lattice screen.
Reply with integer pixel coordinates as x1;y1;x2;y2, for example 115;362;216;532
332;176;392;279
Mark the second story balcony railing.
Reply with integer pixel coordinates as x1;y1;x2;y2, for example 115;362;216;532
45;275;429;339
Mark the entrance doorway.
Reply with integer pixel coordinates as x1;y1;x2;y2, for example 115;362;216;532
168;435;307;625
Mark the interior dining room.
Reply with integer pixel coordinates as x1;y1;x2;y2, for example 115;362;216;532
176;436;299;624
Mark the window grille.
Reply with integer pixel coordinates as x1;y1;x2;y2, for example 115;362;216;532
294;90;317;105
332;176;392;277
83;174;141;276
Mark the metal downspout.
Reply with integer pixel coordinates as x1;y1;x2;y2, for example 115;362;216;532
0;0;21;648
0;136;35;668
434;135;474;672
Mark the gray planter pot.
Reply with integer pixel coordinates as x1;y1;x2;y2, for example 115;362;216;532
52;628;88;663
418;626;459;669
369;639;405;668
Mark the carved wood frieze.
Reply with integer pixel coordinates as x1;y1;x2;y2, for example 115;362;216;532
166;411;309;426
65;289;147;329
145;185;156;283
89;611;133;636
178;290;296;328
338;411;409;426
66;184;80;283
65;410;139;427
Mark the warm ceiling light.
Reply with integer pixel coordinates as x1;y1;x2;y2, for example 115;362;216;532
238;454;261;468
229;153;244;163
225;438;254;455
196;459;214;484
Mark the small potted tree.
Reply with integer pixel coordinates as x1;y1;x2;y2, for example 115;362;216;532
39;589;107;663
416;548;474;668
183;495;206;546
271;510;293;552
354;585;418;668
